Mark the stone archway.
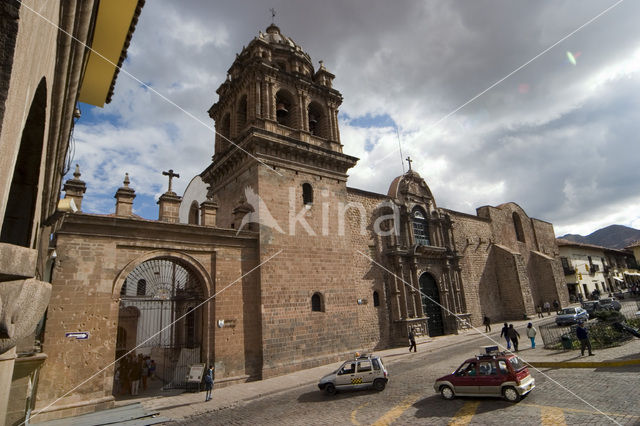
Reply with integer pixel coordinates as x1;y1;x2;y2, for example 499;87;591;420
419;272;444;337
116;257;206;393
1;78;46;247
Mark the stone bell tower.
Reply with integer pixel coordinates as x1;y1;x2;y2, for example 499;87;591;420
201;24;362;378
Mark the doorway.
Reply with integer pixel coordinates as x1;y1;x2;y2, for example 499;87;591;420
419;273;444;336
116;257;204;392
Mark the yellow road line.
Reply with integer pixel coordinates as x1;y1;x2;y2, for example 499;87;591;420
350;401;370;425
371;393;421;426
541;406;566;426
521;403;640;419
448;401;480;426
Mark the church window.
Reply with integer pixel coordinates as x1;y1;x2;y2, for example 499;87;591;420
188;201;199;225
137;279;147;296
512;212;525;242
412;208;430;246
311;292;324;312
302;183;313;205
237;95;247;134
373;291;380;307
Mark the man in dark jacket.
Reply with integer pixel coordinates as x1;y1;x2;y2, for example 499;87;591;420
507;324;520;352
576;322;594;356
408;328;417;352
500;323;511;350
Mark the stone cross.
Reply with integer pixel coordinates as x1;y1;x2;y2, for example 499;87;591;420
406;156;413;171
270;8;276;24
162;169;180;193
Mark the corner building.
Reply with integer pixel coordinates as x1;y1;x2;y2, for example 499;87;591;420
39;24;568;419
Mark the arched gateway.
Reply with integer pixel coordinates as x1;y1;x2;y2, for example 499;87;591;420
116;257;205;390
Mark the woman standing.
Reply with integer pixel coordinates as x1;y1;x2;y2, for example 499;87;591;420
526;322;537;349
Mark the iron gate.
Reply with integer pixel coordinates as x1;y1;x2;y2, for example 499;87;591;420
116;258;204;390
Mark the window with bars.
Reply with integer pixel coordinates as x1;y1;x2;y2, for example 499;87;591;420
412;209;430;246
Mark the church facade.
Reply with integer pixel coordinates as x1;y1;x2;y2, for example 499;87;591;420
36;25;568;420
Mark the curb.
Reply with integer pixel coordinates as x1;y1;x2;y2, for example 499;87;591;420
527;358;640;368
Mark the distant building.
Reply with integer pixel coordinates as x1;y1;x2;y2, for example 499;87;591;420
40;24;568;420
556;239;639;300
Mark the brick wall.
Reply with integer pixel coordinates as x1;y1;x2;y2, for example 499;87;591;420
36;216;259;420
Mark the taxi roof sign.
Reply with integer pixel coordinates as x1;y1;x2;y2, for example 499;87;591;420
483;345;500;354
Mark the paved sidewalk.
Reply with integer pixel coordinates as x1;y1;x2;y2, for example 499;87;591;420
111;313;640;422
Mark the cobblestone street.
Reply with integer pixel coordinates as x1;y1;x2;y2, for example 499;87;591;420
175;334;640;426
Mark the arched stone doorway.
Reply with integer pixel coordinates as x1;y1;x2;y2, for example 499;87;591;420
1;78;46;247
116;257;205;392
419;273;444;337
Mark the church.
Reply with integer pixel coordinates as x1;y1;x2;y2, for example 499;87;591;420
36;24;568;420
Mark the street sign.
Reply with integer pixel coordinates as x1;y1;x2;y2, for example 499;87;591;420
65;332;89;340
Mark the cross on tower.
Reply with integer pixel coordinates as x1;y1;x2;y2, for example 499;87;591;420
162;169;180;193
269;8;276;24
406;156;413;171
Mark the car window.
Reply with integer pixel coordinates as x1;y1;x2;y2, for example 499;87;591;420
497;360;508;374
561;308;576;315
478;361;495;375
339;363;355;375
457;362;477;376
372;359;381;371
357;360;372;372
508;357;525;372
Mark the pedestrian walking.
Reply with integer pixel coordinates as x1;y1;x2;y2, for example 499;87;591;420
141;356;149;391
576;322;594;356
483;315;491;332
130;355;142;396
204;365;214;401
408;327;417;352
113;366;120;395
507;324;520;351
526;322;537;349
553;299;559;314
536;305;543;318
500;322;511;350
149;359;156;380
543;301;551;316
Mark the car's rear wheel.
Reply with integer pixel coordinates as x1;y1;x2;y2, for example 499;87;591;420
440;385;455;400
325;383;336;395
503;386;520;402
373;379;386;391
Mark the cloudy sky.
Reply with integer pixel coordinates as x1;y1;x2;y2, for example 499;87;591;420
71;0;640;237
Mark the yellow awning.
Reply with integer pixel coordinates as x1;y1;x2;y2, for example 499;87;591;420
78;0;140;107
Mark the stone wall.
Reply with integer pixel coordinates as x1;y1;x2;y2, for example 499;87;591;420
447;210;493;325
346;188;392;350
257;165;362;378
34;215;259;421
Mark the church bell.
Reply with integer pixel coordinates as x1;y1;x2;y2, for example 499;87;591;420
276;102;288;117
308;113;317;126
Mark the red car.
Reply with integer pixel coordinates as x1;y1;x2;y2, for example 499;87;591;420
433;350;535;402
